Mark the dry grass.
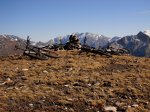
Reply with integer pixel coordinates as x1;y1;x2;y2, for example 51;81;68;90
0;50;150;112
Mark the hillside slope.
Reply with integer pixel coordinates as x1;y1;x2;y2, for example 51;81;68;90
0;35;25;56
0;51;150;112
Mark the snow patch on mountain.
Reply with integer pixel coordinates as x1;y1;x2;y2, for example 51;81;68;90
1;35;25;42
109;36;121;43
143;30;150;37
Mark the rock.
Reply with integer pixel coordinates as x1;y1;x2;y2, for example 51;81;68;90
67;98;73;101
115;102;127;111
4;78;14;86
29;103;34;108
87;83;92;86
66;67;73;71
64;34;81;50
64;84;69;87
21;76;27;80
128;105;131;108
64;107;68;110
104;106;117;112
22;68;28;71
43;70;48;74
132;104;138;107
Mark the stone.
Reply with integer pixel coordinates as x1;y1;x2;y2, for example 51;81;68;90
64;84;69;87
104;106;117;112
22;68;28;71
87;84;92;86
29;103;34;108
43;70;48;74
4;78;14;86
132;104;138;107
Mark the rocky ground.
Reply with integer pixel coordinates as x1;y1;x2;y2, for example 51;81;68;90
0;50;150;112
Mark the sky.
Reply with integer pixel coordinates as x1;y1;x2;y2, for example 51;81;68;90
0;0;150;42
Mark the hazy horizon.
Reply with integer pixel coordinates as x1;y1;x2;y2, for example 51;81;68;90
0;0;150;42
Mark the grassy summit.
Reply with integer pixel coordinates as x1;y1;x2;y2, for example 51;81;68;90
0;50;150;112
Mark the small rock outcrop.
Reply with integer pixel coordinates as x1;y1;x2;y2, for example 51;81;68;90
64;35;81;50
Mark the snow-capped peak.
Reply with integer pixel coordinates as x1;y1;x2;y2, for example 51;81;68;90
109;36;121;42
54;32;110;48
143;30;150;37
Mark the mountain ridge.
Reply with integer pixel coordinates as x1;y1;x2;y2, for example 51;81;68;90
0;30;150;57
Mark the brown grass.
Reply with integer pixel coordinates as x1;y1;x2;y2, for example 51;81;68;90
0;50;150;112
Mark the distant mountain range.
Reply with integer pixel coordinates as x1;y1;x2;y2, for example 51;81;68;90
54;32;110;49
110;30;150;57
54;31;150;57
0;30;150;57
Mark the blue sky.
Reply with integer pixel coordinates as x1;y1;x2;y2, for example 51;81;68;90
0;0;150;42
